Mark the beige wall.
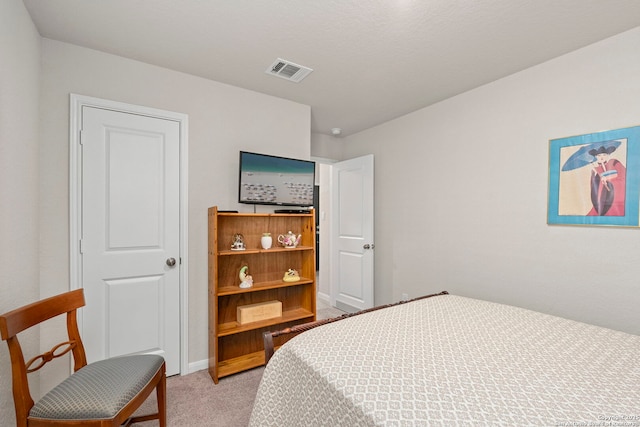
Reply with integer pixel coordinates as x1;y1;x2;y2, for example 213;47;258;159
343;27;640;335
2;19;311;415
38;39;310;387
0;0;41;424
311;132;344;160
2;7;311;415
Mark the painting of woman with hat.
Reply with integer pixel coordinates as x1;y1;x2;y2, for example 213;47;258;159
559;139;627;217
586;142;626;216
550;127;640;227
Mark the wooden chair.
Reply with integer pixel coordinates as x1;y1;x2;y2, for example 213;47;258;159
0;289;166;426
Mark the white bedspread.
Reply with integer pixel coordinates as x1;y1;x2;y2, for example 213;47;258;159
249;294;640;426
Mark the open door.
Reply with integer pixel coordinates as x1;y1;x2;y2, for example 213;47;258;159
330;154;374;311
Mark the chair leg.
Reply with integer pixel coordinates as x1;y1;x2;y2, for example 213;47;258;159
157;372;167;427
128;367;167;426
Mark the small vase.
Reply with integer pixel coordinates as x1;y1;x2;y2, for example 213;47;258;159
261;233;272;249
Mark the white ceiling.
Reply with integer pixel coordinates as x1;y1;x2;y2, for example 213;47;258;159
23;0;640;137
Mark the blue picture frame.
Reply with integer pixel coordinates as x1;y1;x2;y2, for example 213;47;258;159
548;125;640;227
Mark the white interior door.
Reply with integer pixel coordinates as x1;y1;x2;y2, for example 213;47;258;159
330;154;374;311
81;106;181;375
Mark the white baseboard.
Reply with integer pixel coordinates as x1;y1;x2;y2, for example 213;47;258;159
186;359;209;375
317;291;330;305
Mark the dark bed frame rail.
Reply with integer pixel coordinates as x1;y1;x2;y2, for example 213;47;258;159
263;291;449;364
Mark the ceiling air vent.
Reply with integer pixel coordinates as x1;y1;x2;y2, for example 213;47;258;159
265;58;313;83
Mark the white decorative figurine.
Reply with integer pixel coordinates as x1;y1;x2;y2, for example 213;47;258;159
231;233;246;251
261;233;273;249
239;266;253;288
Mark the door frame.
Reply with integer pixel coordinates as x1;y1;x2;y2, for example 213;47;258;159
69;94;189;375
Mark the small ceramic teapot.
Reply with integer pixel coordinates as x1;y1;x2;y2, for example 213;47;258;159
278;231;301;248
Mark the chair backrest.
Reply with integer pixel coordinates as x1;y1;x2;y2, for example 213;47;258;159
0;289;87;425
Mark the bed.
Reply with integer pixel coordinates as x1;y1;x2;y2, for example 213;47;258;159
249;292;640;426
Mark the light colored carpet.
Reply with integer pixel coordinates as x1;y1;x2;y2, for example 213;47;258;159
317;306;346;320
132;367;264;426
133;302;345;426
317;298;346;320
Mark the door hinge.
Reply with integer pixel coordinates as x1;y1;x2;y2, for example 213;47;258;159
79;239;83;254
79;130;85;145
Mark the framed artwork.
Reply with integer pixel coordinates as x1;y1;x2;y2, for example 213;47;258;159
548;125;640;227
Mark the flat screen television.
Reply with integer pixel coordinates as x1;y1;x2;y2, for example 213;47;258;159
238;151;316;207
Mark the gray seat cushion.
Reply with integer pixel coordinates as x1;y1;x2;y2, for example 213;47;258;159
30;354;164;420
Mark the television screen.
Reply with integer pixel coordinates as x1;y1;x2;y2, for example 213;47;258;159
238;151;316;207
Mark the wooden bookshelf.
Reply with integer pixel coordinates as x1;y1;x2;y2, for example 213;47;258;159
208;206;316;383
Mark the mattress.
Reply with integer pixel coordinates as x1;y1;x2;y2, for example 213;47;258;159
249;294;640;426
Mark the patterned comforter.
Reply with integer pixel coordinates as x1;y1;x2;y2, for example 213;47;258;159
249;294;640;426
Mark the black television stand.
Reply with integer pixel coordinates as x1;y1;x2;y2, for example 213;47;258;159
275;209;310;214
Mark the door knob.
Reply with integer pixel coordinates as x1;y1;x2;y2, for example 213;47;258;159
166;257;176;267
